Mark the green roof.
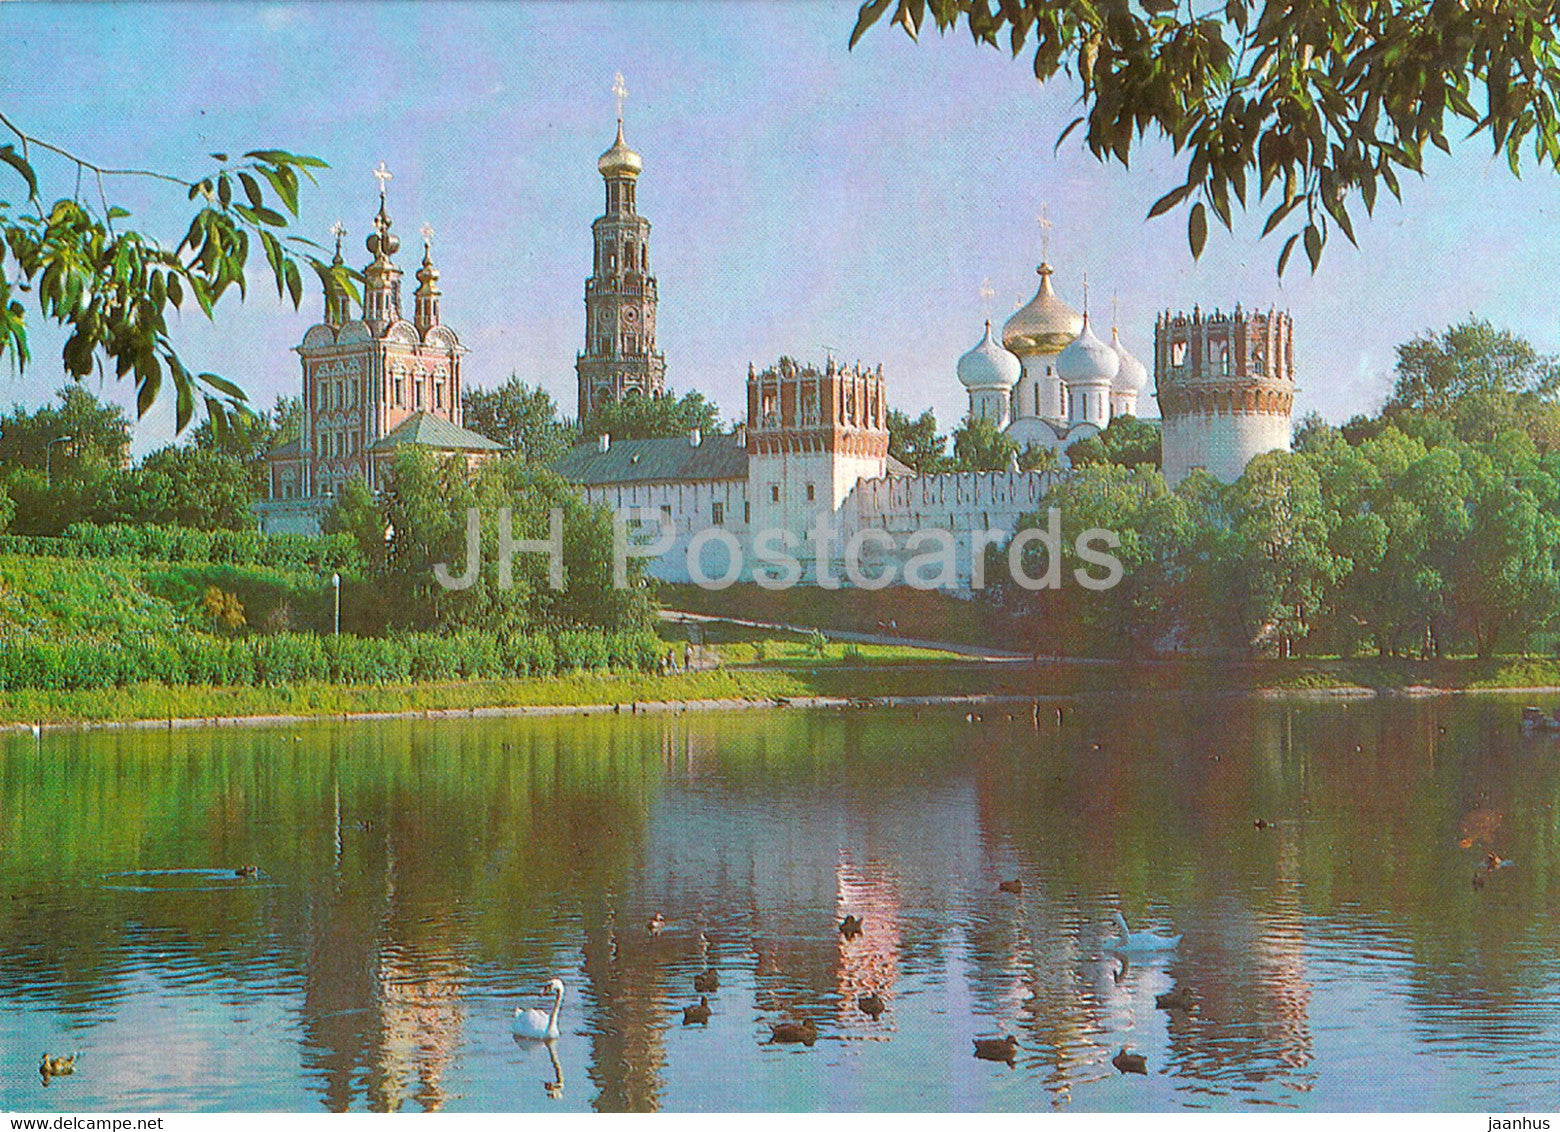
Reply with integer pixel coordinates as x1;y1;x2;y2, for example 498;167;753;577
372;412;505;452
553;433;748;485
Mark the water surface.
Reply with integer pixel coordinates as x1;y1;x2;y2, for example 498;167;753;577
1;695;1557;1111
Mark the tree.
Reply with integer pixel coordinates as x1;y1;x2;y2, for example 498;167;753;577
0;114;347;432
886;407;948;472
0;385;132;474
191;394;301;494
579;389;721;441
1228;451;1341;657
950;414;1017;471
1389;320;1559;417
1065;415;1162;470
462;376;571;465
849;1;1560;274
128;445;255;530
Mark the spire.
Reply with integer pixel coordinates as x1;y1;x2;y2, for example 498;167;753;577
362;162;403;331
324;220;350;328
414;221;441;333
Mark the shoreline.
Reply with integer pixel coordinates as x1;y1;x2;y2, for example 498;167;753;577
5;674;1560;735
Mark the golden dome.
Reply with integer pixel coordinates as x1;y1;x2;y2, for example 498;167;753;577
598;120;643;178
1002;264;1083;357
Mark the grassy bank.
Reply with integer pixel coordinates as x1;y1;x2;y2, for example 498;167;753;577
7;653;1560;728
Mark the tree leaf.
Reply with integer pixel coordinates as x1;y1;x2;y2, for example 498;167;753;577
1188;201;1208;258
849;0;893;48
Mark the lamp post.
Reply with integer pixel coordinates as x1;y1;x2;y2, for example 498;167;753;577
45;435;73;487
332;572;341;636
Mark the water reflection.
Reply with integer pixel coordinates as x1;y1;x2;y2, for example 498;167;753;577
1;696;1558;1110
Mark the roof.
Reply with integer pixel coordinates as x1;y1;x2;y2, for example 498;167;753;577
372;412;506;452
265;438;304;460
553;433;749;485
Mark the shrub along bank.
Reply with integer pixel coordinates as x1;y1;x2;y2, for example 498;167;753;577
0;628;663;692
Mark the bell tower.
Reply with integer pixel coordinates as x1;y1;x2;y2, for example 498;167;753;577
576;73;666;423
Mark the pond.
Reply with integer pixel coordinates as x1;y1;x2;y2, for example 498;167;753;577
1;694;1558;1111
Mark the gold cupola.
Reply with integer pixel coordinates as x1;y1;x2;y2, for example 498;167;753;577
1002;263;1083;357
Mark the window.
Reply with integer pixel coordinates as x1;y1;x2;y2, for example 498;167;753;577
394;373;405;407
435;380;445;411
1172;341;1188;366
770;484;780;503
806;483;815;502
712;502;724;525
414;378;424;409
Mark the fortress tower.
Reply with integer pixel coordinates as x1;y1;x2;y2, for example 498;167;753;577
1155;306;1296;486
746;356;889;574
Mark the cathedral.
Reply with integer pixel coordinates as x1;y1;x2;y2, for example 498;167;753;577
256;98;1296;588
255;167;504;534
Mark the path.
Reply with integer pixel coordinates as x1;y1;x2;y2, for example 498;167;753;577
659;608;1033;663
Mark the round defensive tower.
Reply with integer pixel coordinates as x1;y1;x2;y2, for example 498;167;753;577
1155;305;1296;486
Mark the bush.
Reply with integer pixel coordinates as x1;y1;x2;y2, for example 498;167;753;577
0;522;361;572
0;627;663;692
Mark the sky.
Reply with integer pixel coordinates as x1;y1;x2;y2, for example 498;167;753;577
2;1;1556;457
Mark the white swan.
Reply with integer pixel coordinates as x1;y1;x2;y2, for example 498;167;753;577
1106;911;1181;953
513;978;565;1040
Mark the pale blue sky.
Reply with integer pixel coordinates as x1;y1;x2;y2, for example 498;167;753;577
2;1;1551;455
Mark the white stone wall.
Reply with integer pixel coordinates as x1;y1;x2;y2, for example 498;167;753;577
582;477;750;584
1162;410;1292;486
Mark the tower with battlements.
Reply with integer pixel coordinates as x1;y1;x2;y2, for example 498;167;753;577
1155;306;1296;485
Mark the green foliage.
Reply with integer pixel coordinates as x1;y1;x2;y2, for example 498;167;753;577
0;386;131;474
190;394;302;494
849;1;1560;274
0;522;358;570
0;123;345;431
461;375;571;464
886;407;949;472
0;627;664;692
1065;415;1162;470
804;628;829;657
349;448;654;635
579;389;721;441
129;444;256;530
950;414;1018;471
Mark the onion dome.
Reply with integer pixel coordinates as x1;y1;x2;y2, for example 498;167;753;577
415;242;439;293
598;120;643;178
1002;263;1083;357
1110;326;1149;393
957;320;1022;389
1056;313;1120;387
366;199;399;260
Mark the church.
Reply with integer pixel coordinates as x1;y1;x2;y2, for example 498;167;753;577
256;102;1297;590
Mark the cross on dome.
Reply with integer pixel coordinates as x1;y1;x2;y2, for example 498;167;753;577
979;278;996;323
373;161;393;200
420;221;435;247
613;72;628;122
1037;203;1053;262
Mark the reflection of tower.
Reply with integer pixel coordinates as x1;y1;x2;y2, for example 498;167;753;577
834;854;903;1024
576;74;666;421
1156;306;1296;486
373;946;467;1112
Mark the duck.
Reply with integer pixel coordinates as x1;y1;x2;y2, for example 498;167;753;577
693;969;720;993
234;865;258;878
513;978;566;1040
770;1019;818;1046
1105;911;1181;953
1155;985;1194;1011
39;1053;77;1078
998;879;1023;895
857;992;885;1019
1253;818;1272;830
839;915;864;939
646;912;666;936
972;1035;1018;1066
1112;1047;1148;1075
682;996;712;1025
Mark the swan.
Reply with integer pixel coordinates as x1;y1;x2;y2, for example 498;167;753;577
1105;911;1181;953
513;978;565;1040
